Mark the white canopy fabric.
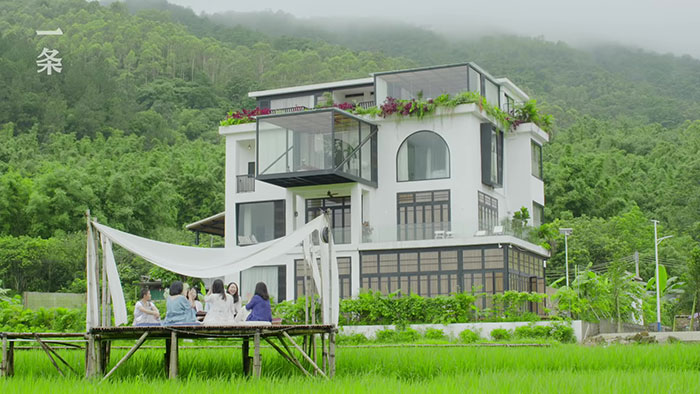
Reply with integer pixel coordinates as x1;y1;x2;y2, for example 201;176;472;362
87;214;338;327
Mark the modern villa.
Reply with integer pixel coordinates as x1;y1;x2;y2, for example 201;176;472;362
187;63;550;311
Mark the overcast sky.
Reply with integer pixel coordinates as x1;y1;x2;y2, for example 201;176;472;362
166;0;700;59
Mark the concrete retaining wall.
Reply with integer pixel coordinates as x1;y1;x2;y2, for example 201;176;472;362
340;320;588;343
23;291;85;310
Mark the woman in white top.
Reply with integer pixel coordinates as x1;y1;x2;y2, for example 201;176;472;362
203;279;236;326
133;288;161;326
227;282;242;318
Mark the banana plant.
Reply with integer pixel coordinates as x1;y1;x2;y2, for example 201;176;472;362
646;264;685;302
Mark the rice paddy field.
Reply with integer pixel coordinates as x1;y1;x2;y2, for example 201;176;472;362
2;343;700;393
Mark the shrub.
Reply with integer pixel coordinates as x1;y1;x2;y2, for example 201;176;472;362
397;328;421;343
375;328;420;343
424;328;446;340
514;325;535;339
336;333;369;345
375;329;399;343
551;321;575;343
459;329;480;343
490;328;512;341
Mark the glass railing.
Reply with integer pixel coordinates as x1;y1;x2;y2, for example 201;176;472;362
361;221;538;244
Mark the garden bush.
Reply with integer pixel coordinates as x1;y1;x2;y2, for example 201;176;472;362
423;327;446;340
490;328;512;341
375;328;420;343
551;321;575;343
336;333;369;345
513;322;575;343
459;329;481;343
0;296;85;332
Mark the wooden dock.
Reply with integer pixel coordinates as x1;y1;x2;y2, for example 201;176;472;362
2;324;337;380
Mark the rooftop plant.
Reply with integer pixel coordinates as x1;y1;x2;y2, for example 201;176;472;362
220;92;553;133
220;107;271;126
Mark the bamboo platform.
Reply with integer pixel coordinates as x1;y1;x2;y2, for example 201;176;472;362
1;324;337;380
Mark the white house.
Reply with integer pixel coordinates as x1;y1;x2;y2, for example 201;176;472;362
187;63;549;311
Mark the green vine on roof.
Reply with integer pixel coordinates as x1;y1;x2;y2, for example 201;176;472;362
364;92;553;133
220;92;553;132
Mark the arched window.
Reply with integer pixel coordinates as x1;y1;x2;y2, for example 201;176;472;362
397;131;450;181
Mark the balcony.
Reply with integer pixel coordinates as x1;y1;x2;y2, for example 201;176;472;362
361;222;538;244
256;109;378;188
236;174;255;193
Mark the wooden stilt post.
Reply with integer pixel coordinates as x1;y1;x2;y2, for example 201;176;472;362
6;341;13;377
163;338;170;376
85;334;98;379
0;337;12;378
321;333;327;375
168;331;178;379
253;331;261;378
1;335;7;377
94;337;103;376
329;330;336;378
242;338;251;376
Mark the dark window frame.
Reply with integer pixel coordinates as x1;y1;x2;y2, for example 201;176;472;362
478;191;499;232
235;199;285;246
396;130;451;183
531;140;543;180
396;190;451;241
480;123;503;188
306;196;352;244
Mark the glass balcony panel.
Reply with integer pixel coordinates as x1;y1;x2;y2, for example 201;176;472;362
256;109;377;187
258;123;291;176
333;112;360;176
485;79;500;107
468;66;482;94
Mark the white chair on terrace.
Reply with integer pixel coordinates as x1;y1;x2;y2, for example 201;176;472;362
434;230;446;239
492;225;504;235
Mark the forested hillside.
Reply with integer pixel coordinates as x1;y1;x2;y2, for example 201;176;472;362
0;0;699;316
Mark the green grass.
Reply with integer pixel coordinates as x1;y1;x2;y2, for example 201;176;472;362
2;344;700;393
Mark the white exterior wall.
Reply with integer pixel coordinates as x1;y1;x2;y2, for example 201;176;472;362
369;104;489;238
504;123;548;224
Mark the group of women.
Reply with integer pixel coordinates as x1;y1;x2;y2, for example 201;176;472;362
133;280;272;326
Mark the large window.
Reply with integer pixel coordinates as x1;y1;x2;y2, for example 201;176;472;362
360;246;546;312
306;197;351;244
480;123;503;187
478;192;499;232
397;131;450;181
397;190;450;241
532;202;544;227
531;141;543;179
240;265;286;302
236;200;285;245
295;257;351;299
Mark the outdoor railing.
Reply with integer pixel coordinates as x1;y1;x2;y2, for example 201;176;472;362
236;174;255;193
356;100;376;109
270;105;308;114
361;221;538;244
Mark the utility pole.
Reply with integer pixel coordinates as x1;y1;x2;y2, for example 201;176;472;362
652;220;673;332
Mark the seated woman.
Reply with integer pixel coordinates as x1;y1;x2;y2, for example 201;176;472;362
227;282;242;318
133;288;160;326
187;287;204;313
163;281;199;325
203;279;236;326
245;282;272;323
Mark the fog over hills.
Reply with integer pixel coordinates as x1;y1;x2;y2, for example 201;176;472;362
166;0;700;60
